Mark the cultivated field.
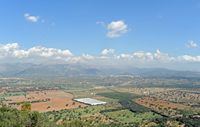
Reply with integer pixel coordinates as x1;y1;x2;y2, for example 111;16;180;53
103;109;161;124
136;97;190;110
4;90;86;112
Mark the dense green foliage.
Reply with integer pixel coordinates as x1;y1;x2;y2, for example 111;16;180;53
104;109;161;125
0;106;55;127
97;92;149;112
119;99;150;112
97;92;140;100
0;106;119;127
46;105;110;121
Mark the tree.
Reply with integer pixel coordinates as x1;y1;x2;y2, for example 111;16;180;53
21;102;31;111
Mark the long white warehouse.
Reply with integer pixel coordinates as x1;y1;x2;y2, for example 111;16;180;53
74;98;106;105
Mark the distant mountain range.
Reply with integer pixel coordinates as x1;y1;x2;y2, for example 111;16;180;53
0;63;200;78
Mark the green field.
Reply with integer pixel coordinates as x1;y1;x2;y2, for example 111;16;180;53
104;109;162;124
46;105;113;122
97;91;141;100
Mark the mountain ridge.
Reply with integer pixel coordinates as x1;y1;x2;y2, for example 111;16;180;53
0;63;199;78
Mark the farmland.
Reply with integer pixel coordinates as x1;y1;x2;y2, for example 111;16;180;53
1;77;200;126
136;97;189;110
3;90;86;112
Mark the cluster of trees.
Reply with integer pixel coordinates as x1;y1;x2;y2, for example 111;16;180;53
97;92;150;113
0;106;55;127
0;105;189;127
97;92;140;100
0;106;116;127
119;99;150;113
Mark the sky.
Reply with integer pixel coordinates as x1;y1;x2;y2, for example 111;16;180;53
0;0;200;71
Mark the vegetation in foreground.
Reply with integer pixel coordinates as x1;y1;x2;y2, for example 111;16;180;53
0;106;55;127
0;105;184;127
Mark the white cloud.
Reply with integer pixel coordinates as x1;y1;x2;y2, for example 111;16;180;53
24;13;40;23
13;50;28;58
117;53;132;59
106;20;128;38
27;46;73;58
82;54;94;60
186;40;198;48
117;49;174;62
180;55;200;62
1;43;200;71
101;49;115;55
0;43;19;58
0;43;73;62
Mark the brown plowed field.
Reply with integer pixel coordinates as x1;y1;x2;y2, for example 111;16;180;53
4;90;86;112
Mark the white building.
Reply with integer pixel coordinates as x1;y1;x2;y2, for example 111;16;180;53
74;98;106;105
